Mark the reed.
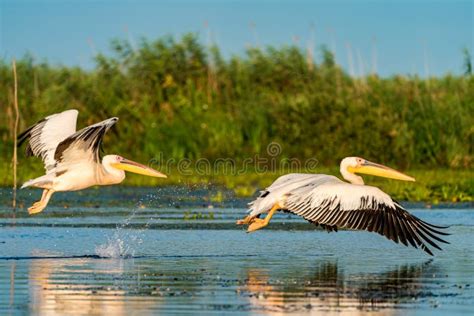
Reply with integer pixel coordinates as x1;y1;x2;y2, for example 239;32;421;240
0;34;471;202
11;60;19;210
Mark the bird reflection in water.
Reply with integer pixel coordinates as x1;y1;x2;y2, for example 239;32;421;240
26;252;159;315
239;260;436;314
7;251;441;314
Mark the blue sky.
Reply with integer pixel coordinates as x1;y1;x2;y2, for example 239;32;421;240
0;0;472;77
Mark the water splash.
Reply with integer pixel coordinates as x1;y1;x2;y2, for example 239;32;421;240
94;194;158;259
95;229;138;258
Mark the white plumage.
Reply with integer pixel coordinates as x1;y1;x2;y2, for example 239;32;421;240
20;109;79;172
239;157;449;256
249;174;395;217
18;109;167;214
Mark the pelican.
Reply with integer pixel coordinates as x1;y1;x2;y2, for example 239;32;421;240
18;109;167;215
237;157;449;255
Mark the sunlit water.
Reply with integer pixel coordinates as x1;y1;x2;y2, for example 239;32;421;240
0;187;473;315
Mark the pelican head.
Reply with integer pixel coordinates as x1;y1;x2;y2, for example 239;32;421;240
103;155;167;178
340;157;415;185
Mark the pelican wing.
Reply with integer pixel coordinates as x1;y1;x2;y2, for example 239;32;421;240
18;109;79;172
282;177;449;255
53;117;118;168
249;173;319;215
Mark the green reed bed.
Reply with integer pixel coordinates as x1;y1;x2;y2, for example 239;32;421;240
0;34;472;203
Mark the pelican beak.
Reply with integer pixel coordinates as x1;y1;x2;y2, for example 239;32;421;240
112;158;167;178
349;160;415;182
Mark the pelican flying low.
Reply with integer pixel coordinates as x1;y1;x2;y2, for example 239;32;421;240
18;109;167;214
237;157;449;255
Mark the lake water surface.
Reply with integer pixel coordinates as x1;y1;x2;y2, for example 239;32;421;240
0;187;473;315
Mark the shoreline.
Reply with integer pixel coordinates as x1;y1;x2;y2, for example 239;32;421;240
0;184;472;210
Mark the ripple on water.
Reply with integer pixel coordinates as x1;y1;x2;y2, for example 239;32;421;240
0;201;472;314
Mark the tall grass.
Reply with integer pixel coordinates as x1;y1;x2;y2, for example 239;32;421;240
0;34;472;193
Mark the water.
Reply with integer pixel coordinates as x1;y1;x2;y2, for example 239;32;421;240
0;187;473;315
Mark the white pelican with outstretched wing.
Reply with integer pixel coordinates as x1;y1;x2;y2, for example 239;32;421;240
18;109;167;214
237;157;449;255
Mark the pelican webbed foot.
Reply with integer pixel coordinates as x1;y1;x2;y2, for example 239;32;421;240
236;215;256;225
28;203;46;215
238;203;280;233
28;189;54;215
247;218;267;232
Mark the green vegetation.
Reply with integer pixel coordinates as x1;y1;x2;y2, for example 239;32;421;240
166;169;473;203
0;34;472;202
183;211;215;221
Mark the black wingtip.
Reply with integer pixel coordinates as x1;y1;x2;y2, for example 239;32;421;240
17;126;36;157
419;218;450;229
17;118;47;147
17;127;32;146
421;245;434;256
